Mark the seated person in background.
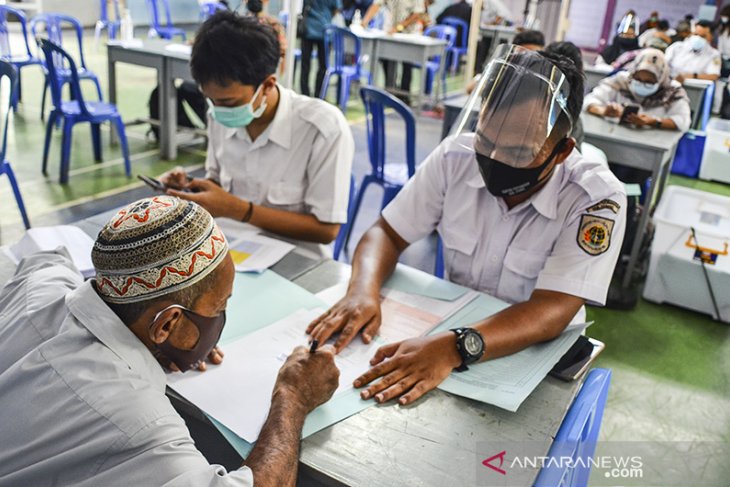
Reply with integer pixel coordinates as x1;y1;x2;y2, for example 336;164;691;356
671;19;692;44
0;196;340;485
665;20;721;83
469;30;545;93
585;48;691;132
162;13;354;257
639;19;671;49
436;0;471;40
544;40;585;146
595;12;640;66
308;46;626;405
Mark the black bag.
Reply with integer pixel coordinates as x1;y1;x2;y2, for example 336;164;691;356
721;82;730;120
147;81;207;141
297;0;310;38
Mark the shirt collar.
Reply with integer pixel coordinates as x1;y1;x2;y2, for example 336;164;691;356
65;281;167;391
224;84;293;150
464;150;565;220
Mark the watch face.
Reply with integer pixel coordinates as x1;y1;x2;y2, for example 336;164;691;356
464;332;484;356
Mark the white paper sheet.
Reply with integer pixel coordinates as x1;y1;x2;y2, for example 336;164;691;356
3;225;95;278
168;308;381;442
228;234;295;273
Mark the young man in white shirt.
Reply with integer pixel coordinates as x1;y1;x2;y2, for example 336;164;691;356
307;46;627;406
666;20;721;83
163;12;354;257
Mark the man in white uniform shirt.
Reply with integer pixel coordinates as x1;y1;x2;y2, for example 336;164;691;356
307;46;626;406
162;12;354;257
0;196;339;486
665;20;721;83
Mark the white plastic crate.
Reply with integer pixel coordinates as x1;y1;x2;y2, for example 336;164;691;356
643;186;730;322
699;118;730;183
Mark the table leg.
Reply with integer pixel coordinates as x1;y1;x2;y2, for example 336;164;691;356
159;59;178;160
108;56;118;146
418;49;427;114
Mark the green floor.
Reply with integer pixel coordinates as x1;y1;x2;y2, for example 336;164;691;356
0;29;728;484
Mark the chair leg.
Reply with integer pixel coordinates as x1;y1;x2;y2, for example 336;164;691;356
4;162;31;229
342;177;372;252
40;77;48;122
42;111;58;176
112;116;132;177
16;68;22;103
59;119;74;184
319;71;331;101
339;74;351;112
92;76;104;101
91;123;102;162
381;184;402;209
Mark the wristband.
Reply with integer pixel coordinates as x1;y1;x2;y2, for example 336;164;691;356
242;202;254;223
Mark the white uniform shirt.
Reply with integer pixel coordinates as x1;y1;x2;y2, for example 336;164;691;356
665;39;721;78
382;134;627;308
206;85;354;256
0;250;253;487
480;0;511;25
373;0;425;32
583;72;692;132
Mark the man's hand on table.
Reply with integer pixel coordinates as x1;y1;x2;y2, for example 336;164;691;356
353;332;461;406
273;345;340;413
307;291;382;352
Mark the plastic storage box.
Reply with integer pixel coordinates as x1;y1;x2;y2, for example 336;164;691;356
643;186;730;322
699;118;730;183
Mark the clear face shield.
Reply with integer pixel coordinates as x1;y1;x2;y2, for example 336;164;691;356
617;13;640;37
450;44;573;197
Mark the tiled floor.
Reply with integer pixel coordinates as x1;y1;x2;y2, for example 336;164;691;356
1;28;728;484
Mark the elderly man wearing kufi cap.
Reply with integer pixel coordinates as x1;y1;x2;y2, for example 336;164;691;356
307;45;627;406
0;196;339;486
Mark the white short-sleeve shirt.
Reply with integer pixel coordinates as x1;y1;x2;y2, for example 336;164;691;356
0;250;253;486
665;40;721;78
583;72;692;132
382;134;627;307
206;85;354;256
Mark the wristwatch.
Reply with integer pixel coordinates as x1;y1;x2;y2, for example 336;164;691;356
451;327;485;372
693;72;698;79
654;119;662;129
396;23;405;32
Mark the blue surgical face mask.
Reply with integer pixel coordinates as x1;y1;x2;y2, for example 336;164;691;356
630;79;659;98
208;84;267;128
689;34;707;52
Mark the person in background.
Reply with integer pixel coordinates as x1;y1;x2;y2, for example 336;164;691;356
716;5;730;77
595;12;640;66
342;0;373;25
436;0;471;41
585;48;691;132
162;13;354;258
0;196;341;485
544;40;585;146
640;11;659;33
361;0;425;104
639;19;671;48
666;20;721;83
481;0;511;26
246;0;287;72
308;46;626;405
300;0;342;97
670;19;692;44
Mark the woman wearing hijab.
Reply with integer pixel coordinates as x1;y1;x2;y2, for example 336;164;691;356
584;48;691;132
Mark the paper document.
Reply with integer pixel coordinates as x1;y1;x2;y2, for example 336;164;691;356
228;234;295;273
432;294;587;412
168;308;380;442
2;225;95;278
164;43;192;55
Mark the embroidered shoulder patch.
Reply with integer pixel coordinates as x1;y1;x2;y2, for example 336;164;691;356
577;215;615;256
586;199;621;214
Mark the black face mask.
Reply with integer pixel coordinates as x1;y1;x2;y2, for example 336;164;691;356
151;305;226;372
617;36;638;50
475;140;566;198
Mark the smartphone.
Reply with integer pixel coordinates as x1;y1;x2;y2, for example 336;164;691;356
619;105;640;124
137;174;168;192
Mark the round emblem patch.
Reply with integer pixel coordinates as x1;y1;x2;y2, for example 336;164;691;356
577;214;614;255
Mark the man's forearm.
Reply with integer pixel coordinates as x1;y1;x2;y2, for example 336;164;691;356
361;4;380;25
248;204;340;244
348;219;406;297
244;391;307;487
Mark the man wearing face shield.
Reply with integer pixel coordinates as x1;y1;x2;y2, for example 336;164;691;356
595;12;641;66
307;45;626;406
0;196;340;485
665;20;721;83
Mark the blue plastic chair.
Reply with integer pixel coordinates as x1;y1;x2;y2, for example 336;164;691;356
435;236;444;278
439;16;468;73
200;1;227;21
94;0;121;42
0;60;30;229
333;175;356;261
421;25;456;101
342;86;416;252
146;0;186;41
534;368;612;487
695;82;714;131
320;26;373;111
31;13;104;122
39;39;131;185
0;6;44;110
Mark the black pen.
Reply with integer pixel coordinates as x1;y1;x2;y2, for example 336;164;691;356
309;339;319;353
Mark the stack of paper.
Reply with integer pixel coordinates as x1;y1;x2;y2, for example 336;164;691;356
215;218;296;273
2;225;95;278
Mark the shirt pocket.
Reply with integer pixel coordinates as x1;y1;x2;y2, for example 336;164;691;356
440;227;478;288
497;247;549;303
266;182;306;213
